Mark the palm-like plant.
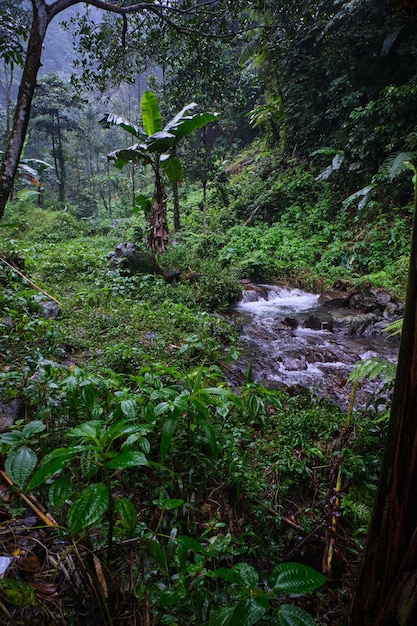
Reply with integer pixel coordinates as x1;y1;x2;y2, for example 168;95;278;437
100;91;219;253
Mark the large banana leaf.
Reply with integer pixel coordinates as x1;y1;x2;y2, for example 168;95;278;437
141;91;163;137
107;144;153;169
167;111;220;141
99;113;146;139
160;155;183;183
146;130;176;153
164;102;199;132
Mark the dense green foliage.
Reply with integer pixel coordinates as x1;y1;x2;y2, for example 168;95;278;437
1;0;415;622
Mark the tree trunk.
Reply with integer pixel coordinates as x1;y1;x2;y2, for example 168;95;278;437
202;180;207;233
348;186;417;625
0;1;48;219
173;181;180;230
55;111;66;203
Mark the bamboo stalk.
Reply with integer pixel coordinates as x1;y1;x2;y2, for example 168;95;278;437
323;382;357;574
0;470;58;527
0;254;61;305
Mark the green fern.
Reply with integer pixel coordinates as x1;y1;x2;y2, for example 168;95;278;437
348;357;397;385
378;151;417;181
384;317;403;336
341;498;372;526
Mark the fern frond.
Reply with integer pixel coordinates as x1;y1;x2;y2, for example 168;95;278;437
384;317;403;336
379;152;416;181
341;499;372;525
348;357;397;384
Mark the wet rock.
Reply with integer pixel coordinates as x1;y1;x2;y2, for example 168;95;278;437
281;356;308;371
348;312;382;336
0;399;25;432
39;301;60;319
283;316;298;329
322;320;334;331
319;291;350;308
239;283;270;302
349;289;390;312
108;243;163;276
303;314;322;330
383;301;401;319
164;267;182;284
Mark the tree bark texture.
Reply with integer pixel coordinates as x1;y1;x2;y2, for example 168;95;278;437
147;177;169;254
0;1;48;219
348;191;417;625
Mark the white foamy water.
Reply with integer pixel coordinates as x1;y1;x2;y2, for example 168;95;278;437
237;286;319;314
231;284;399;409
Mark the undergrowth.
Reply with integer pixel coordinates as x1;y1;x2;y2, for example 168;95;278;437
0;143;405;623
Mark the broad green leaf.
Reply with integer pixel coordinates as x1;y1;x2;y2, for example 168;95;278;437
169;111;220;141
160;414;179;462
102;421;140;447
80;384;97;408
80;447;100;478
160;156;183;183
67;421;101;441
273;604;318;626
99;113;145;139
164;102;198;132
176;535;203;554
342;184;374;212
134;194;151;214
173;390;190;411
228;597;268;626
5;447;37;488
48;474;74;509
28;446;82;489
121;398;138;418
115;497;137;531
147;539;168;574
67;483;109;534
234;562;260;588
106;450;148;469
271;563;327;595
139;437;151;454
141;91;163;136
108;145;152;169
146;131;176;153
174;535;202;571
0;431;24;445
22;420;46;438
152;498;184;510
209;567;243;584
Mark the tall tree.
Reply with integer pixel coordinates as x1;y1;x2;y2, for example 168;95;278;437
31;74;80;203
0;0;239;222
348;2;417;622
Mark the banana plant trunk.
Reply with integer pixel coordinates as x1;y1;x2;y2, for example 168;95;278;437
348;185;417;625
148;166;169;253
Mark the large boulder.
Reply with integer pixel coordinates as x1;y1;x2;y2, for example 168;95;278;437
0;399;25;432
108;243;163;276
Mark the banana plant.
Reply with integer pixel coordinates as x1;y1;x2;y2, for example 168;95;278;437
100;91;220;253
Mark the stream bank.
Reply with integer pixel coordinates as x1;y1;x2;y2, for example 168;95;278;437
230;283;401;410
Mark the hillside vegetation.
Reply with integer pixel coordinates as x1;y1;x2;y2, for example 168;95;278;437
0;144;404;624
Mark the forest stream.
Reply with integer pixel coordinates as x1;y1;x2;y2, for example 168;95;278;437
230;284;401;410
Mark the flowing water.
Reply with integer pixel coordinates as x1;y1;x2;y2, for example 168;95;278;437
230;285;400;409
